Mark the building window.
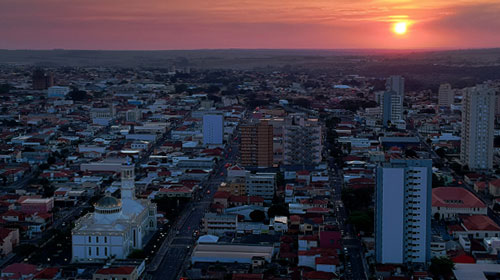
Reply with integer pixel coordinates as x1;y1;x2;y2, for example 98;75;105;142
88;236;91;243
96;236;99;243
105;247;108;256
89;247;91;256
96;247;99;256
104;236;107;243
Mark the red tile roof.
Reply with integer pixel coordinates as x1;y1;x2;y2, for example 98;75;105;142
214;191;231;199
452;254;476;264
462;215;500;232
489;179;500;188
95;266;135;275
303;271;336;280
315;256;340;265
33;267;60;279
432;187;486;208
1;263;37;277
232;274;264;280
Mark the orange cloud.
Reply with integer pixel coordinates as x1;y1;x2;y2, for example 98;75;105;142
0;0;499;49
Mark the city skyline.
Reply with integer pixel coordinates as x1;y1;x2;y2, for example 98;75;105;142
1;0;500;50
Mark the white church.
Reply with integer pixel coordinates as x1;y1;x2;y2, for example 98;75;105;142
72;161;157;262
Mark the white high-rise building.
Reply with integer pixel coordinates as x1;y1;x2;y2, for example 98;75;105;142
283;114;322;165
376;159;432;265
438;83;454;108
461;85;496;170
381;91;403;127
202;114;224;146
72;161;157;262
386;75;405;96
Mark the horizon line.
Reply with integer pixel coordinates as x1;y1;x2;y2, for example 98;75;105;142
1;47;500;52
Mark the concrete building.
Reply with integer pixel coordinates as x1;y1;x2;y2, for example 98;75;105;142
72;162;157;262
386;75;405;96
32;69;54;90
126;108;142;122
381;91;403;127
202;114;224;146
246;172;276;201
0;228;19;256
91;106;116;126
191;243;274;264
460;85;496;170
19;197;54;214
202;213;238;236
47;86;71;98
240;120;273;168
283;114;322;165
438;83;454;108
375;159;432;264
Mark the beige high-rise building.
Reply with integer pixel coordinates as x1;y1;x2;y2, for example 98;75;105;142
460;85;496;170
438;83;454;107
240;120;274;167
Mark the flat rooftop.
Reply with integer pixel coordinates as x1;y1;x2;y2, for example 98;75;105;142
454;263;500;280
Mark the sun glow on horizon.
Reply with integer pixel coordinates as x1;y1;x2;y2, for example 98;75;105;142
393;22;408;35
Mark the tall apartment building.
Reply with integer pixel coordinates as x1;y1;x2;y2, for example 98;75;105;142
381;91;403;127
460;85;495;170
240;120;273;167
266;118;285;165
376;159;432;265
386;75;405;96
438;83;454;108
283;114;322;165
202;114;224;146
32;69;54;90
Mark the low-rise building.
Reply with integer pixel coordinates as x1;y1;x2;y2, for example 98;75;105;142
432;187;487;219
93;266;139;280
202;213;238;236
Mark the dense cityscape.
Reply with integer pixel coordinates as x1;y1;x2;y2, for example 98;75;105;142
0;53;499;280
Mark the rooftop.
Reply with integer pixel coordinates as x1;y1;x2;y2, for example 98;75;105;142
432;187;486;208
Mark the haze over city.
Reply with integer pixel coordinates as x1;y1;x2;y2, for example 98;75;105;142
1;0;500;49
2;1;500;280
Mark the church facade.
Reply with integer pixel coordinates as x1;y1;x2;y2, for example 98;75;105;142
71;163;157;262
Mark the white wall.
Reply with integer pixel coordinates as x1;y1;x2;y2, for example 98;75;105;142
380;168;405;263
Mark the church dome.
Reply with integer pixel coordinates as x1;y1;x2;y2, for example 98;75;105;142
95;194;122;214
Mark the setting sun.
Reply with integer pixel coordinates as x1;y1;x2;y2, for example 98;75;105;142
393;22;407;35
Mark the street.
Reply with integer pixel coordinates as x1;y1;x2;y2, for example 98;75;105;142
148;139;238;280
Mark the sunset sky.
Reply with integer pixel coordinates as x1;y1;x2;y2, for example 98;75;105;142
1;0;500;50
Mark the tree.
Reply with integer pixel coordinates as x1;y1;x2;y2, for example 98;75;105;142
206;85;220;93
175;84;188;93
430;256;455;279
341;187;373;211
347;210;374;235
250;210;266;223
68;86;91;101
436;148;447;158
404;149;418;158
0;83;12;94
47;156;56;165
432;173;445;188
293;98;310;108
268;204;289;218
276;172;285;187
128;249;146;259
